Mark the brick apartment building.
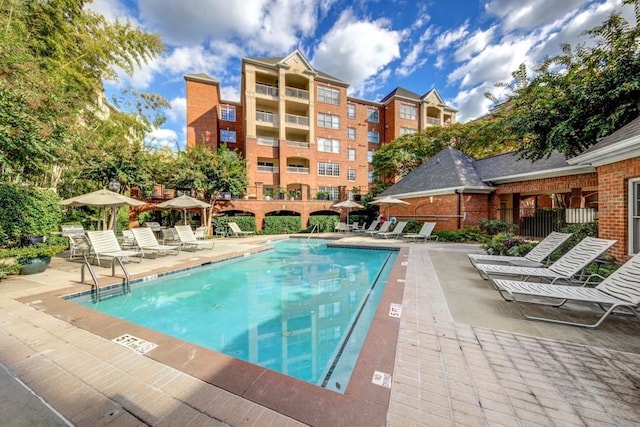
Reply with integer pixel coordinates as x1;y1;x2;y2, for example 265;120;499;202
185;49;456;204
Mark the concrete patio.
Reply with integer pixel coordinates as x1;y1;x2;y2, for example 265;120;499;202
1;235;639;426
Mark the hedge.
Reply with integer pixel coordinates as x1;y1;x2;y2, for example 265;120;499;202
263;216;302;234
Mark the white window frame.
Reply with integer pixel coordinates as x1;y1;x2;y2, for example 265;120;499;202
317;85;340;105
347;169;356;181
317;137;340;153
347;104;356;119
367;150;374;163
400;127;417;135
347;148;356;161
367;107;379;123
318;162;340;177
220;129;236;143
400;103;417;120
347;127;356;140
367;131;380;144
318;113;340;129
628;178;640;254
318;186;340;200
220;105;236;122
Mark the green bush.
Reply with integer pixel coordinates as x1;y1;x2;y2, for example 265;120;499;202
403;219;422;234
0;183;62;247
308;215;340;232
263;216;302;234
561;221;599;251
478;219;517;235
212;216;257;234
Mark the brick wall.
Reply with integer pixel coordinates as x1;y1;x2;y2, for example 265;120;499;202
494;173;598;195
185;77;220;149
596;157;640;261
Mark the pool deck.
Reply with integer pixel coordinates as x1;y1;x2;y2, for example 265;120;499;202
1;234;640;426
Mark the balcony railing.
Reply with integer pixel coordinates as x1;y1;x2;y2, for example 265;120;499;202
285;114;309;126
285;86;309;100
286;139;309;148
256;83;278;96
257;137;279;147
257;165;278;173
426;116;440;125
287;166;310;174
256;111;276;124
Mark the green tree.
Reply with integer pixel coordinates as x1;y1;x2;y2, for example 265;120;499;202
500;0;640;160
0;0;165;183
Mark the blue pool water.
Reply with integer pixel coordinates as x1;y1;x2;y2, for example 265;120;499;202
72;239;397;392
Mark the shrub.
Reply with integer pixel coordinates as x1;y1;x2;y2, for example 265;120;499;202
478;219;517;235
561;221;599;251
0;183;62;247
263;216;302;234
434;226;489;243
308;215;339;232
212;216;257;234
403;219;422;234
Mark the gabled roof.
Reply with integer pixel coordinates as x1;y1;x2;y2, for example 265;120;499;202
244;50;347;85
381;147;493;198
569;116;640;167
381;147;595;198
380;87;421;104
184;73;219;84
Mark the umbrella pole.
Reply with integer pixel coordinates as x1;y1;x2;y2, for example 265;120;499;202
112;206;118;231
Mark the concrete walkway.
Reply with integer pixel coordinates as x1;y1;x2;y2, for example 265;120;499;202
1;236;639;426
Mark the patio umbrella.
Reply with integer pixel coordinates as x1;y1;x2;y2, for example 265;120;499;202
156;194;211;226
369;195;409;220
60;188;145;230
333;200;364;224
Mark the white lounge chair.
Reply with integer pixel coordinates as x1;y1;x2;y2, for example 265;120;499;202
86;230;142;268
67;234;91;260
131;227;180;257
403;222;438;242
476;237;617;284
377;221;407;239
228;222;254;237
368;221;391;237
468;231;572;267
174;225;214;250
492;251;640;328
355;220;379;233
334;222;351;233
61;224;85;236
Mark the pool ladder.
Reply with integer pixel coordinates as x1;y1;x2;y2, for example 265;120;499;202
81;258;131;302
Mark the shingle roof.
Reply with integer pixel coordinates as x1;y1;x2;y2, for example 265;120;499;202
381;146;491;196
474;151;570;181
579;115;640;155
380;87;421;103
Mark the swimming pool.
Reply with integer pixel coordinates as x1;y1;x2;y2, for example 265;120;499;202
72;239;397;392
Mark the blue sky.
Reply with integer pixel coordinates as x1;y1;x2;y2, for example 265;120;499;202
89;0;635;151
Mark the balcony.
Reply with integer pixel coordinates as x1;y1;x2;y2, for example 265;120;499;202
256;83;278;97
285;113;309;127
426;116;440;126
256;111;277;126
257;165;278;173
285;86;309;100
287;166;310;174
286;139;309;148
257;136;279;147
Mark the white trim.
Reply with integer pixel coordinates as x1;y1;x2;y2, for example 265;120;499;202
385;185;495;199
486;165;595;184
628;178;640;255
569;134;640;166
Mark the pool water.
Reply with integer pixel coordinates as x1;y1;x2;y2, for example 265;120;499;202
73;239;397;392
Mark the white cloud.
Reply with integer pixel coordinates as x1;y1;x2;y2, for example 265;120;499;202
454;27;496;62
397;26;434;77
220;86;241;103
312;10;401;93
167;97;186;124
435;23;469;51
451;84;495;123
85;0;133;23
484;0;586;31
145;128;179;151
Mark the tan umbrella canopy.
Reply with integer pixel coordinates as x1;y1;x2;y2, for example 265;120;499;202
60;188;145;230
156;194;211;226
333;200;365;224
369;195;409;219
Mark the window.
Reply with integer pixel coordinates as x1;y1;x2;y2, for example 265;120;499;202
318;163;340;176
220;130;236;143
318;186;340;200
347;169;356;181
367;150;374;163
318;302;341;319
367;131;379;144
220;105;236;122
347;104;356;119
400;127;417;135
317;137;340;153
348;148;356;161
368;171;374;183
367;107;379;123
318;113;340;129
317;85;340;105
347;127;356;140
257;160;276;173
629;178;640;254
400;103;417;120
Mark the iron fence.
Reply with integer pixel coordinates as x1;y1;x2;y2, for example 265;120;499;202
497;207;598;239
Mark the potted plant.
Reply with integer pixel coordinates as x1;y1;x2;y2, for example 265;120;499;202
0;243;67;275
